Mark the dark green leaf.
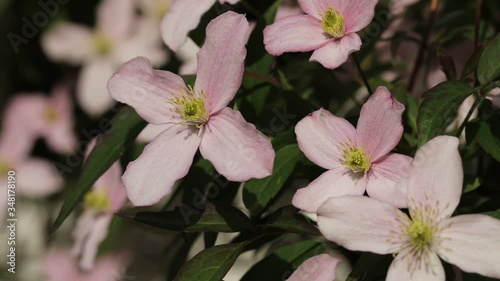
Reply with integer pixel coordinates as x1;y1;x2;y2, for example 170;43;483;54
467;115;500;162
241;240;326;281
51;107;146;233
417;81;474;146
174;242;247;281
258;206;320;236
478;34;500;85
437;47;457;81
484;209;500;219
243;144;303;216
347;253;391;281
463;176;482;193
129;203;254;233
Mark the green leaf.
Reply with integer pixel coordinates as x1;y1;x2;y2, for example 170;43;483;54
174;242;247;281
484;209;500;220
243;144;303;216
258;206;320;236
478;34;500;85
241;240;326;281
347;253;391;281
128;203;254;233
51;107;146;233
463;177;482;193
467;114;500;162
417;81;474;146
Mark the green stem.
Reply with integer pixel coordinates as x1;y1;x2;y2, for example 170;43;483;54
352;54;373;95
474;0;483;51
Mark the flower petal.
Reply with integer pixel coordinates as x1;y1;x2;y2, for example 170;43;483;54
366;153;412;208
137;123;171;143
436;214;500;279
94;161;126;212
107;56;187;124
264;15;329;56
298;0;329;20
160;0;217;51
287;254;341;281
97;0;135;44
317;195;408;254
309;33;362;69
295;108;356;170
77;59;116;117
330;0;379;33
122;125;200;206
200;108;274;181
45;83;77;153
386;249;445;281
16;158;62;197
44;250;80;281
194;11;249;114
356;87;405;161
41;23;93;65
88;254;129;281
292;168;366;213
408;136;462;221
79;215;114;270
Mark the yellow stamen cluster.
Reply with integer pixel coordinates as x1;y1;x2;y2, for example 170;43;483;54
84;190;111;212
44;107;59;123
340;142;371;173
321;7;345;38
155;2;170;18
406;218;434;248
94;32;112;54
168;86;209;127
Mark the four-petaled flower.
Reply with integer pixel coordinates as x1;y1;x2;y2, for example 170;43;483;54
108;11;274;206
317;136;500;281
293;87;412;213
264;0;378;69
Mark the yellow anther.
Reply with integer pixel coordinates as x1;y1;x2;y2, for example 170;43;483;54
321;7;345;38
340;142;371;173
84;190;111;212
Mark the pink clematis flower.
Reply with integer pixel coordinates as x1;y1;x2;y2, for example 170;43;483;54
160;0;240;51
276;0;302;20
293;87;412;212
287;254;341;281
72;140;127;270
42;0;168;116
108;12;275;206
318;136;500;281
4;83;77;154
44;250;129;281
264;0;378;69
488;88;500;108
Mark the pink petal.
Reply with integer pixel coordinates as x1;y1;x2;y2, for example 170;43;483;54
45;83;77;153
44;250;80;281
436;214;500;279
107;57;187;124
292;168;366;213
297;0;329;20
317;196;408;254
329;0;379;33
408;136;462;221
487;88;500;108
276;5;303;20
194;11;249;114
137;124;171;143
16;158;62;197
220;0;239;4
86;254;129;281
386;248;444;281
78;215;114;270
287;254;341;281
77;59;116;117
356;87;405;161
366;153;412;208
94;161;127;212
160;0;217;51
309;33;361;69
41;23;93;65
123;125;201;206
295;108;356;170
200;108;274;181
264;15;329;56
97;0;135;44
3;94;49;138
114;18;169;66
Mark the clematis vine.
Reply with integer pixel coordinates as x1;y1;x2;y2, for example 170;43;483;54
44;250;129;281
108;11;274;206
317;136;500;281
264;0;378;69
160;0;240;51
293;87;412;213
42;0;168;116
3;83;77;154
72;140;127;270
287;254;341;281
